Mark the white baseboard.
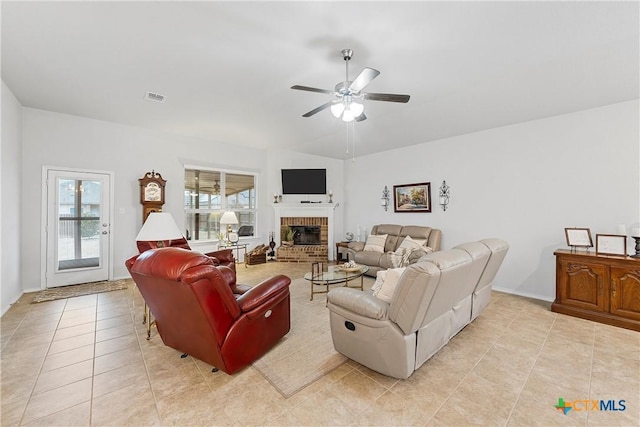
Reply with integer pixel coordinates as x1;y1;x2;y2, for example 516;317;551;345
493;286;554;303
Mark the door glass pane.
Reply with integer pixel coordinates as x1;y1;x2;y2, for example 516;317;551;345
57;179;101;270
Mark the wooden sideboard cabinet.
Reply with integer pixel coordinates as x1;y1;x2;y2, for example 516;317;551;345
552;249;640;331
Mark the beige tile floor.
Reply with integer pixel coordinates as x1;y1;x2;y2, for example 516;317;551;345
1;261;639;426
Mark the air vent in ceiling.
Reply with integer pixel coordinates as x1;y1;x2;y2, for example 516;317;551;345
144;91;166;103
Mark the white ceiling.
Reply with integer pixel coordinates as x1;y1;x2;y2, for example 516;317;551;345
2;1;638;159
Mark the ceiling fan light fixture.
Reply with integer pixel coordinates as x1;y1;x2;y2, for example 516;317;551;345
330;102;345;118
350;101;364;117
342;108;355;122
292;48;409;124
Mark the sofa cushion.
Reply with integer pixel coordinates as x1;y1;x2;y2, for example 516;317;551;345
353;250;384;267
395;226;432;251
374;267;406;303
373;225;403;252
364;234;387;253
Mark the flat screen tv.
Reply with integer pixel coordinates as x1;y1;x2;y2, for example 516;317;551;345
281;169;326;195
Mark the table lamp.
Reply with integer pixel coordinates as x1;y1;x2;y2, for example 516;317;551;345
219;211;239;242
136;212;183;247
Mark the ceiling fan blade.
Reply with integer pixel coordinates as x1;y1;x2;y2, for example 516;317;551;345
364;93;410;103
291;85;334;95
348;67;380;92
302;101;334;117
355;112;367;122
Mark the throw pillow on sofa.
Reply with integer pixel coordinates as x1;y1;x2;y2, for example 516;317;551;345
371;270;387;296
373;267;406;303
363;234;387;253
390;236;423;267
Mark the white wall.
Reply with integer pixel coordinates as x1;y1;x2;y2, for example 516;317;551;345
20;109;277;290
15;100;640;302
343;100;640;301
1;81;24;314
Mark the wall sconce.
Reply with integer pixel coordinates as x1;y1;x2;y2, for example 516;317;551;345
439;180;450;211
381;186;390;211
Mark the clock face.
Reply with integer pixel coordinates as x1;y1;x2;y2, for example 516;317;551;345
144;183;162;202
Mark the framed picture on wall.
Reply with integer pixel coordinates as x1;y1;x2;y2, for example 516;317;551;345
564;227;593;248
596;234;627;256
393;182;431;212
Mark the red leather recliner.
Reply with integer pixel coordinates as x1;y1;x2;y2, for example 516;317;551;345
136;237;250;294
126;247;291;374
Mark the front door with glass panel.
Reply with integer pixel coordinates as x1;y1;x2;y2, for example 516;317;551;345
46;169;111;287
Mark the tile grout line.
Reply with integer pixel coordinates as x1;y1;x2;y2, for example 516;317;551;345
425;307;521;426
88;298;98;426
502;311;559;426
18;298;70;426
585;323;596;427
132;290;165;426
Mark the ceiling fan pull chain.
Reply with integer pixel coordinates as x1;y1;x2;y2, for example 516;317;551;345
352;121;356;163
345;122;349;155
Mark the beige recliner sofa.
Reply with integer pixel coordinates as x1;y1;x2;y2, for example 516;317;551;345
327;238;509;379
346;224;442;277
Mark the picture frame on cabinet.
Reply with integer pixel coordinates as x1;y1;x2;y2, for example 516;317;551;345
595;234;627;256
564;227;593;248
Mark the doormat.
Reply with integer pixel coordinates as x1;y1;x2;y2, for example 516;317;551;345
31;279;130;303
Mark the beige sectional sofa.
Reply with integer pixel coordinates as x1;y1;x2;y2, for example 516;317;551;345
346;224;442;277
327;238;509;379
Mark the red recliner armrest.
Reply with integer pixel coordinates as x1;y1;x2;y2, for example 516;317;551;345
237;275;291;313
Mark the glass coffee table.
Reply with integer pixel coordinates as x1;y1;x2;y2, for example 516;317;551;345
304;264;369;301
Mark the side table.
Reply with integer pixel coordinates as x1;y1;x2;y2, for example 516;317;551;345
336;241;350;262
217;242;249;268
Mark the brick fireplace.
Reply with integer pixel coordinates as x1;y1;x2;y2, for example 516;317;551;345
273;203;335;262
277;217;328;262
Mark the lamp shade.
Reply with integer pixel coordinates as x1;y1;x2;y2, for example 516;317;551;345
350;101;364;116
219;211;239;225
136;212;183;241
330;102;345;118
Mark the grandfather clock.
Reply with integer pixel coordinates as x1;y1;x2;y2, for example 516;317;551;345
139;170;166;222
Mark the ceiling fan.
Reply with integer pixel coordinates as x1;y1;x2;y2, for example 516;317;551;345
291;49;410;122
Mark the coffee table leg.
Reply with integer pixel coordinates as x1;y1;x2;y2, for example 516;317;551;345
325;283;329;305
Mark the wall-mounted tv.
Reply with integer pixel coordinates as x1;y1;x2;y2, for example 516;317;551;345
281;169;326;195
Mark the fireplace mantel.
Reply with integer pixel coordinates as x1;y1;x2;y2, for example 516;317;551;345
273;203;336;260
